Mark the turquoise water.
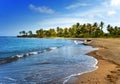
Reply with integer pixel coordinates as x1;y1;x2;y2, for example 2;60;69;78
0;37;98;84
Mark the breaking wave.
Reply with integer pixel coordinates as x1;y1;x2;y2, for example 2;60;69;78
0;47;58;64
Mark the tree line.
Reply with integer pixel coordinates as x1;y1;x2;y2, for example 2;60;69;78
18;21;120;38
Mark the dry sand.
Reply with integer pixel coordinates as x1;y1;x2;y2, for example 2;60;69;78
67;38;120;84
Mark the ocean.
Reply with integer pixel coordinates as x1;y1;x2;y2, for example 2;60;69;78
0;36;98;84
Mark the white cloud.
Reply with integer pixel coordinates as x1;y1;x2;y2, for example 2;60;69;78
110;0;120;6
107;10;116;16
29;4;55;14
65;7;106;20
66;3;89;9
36;0;120;31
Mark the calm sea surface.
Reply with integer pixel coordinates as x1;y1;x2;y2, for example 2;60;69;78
0;37;98;84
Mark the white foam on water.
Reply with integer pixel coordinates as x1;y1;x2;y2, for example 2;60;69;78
29;52;38;55
16;54;24;58
5;47;59;63
63;57;98;84
4;77;16;81
43;50;47;52
74;40;78;45
74;40;83;45
25;53;29;56
49;47;58;50
63;47;99;84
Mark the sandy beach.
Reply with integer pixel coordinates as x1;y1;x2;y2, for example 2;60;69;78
67;38;120;84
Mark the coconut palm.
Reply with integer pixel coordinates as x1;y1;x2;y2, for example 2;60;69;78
28;31;33;36
100;21;104;30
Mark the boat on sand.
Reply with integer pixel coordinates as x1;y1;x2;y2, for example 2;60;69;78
83;39;93;45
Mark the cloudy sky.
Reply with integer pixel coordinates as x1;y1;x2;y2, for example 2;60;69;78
0;0;120;36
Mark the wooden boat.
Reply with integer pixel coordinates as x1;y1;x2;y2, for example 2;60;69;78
83;39;93;45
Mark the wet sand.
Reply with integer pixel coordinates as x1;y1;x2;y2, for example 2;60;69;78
68;38;120;84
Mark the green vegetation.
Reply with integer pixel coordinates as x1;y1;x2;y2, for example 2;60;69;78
18;21;120;38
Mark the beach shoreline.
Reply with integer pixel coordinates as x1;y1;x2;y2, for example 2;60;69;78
75;38;120;84
66;38;120;84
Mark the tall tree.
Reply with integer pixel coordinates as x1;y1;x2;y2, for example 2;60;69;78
64;28;69;37
21;31;26;36
86;23;92;36
19;31;22;36
92;22;98;37
49;29;56;37
57;27;63;37
76;23;80;28
36;29;44;38
107;24;113;35
28;31;33;36
100;21;104;30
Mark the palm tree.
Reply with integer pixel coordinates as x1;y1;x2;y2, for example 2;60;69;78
86;23;92;36
107;24;112;34
100;21;104;31
113;26;120;36
57;27;63;37
19;31;22;36
44;30;50;37
49;29;56;37
71;24;77;35
92;22;98;37
93;22;98;30
21;31;26;36
64;28;69;37
57;27;60;36
28;31;33;36
36;29;44;38
76;23;80;28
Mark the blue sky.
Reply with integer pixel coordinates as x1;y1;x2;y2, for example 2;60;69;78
0;0;120;36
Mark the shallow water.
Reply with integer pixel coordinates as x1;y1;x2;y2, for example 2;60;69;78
0;37;98;84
